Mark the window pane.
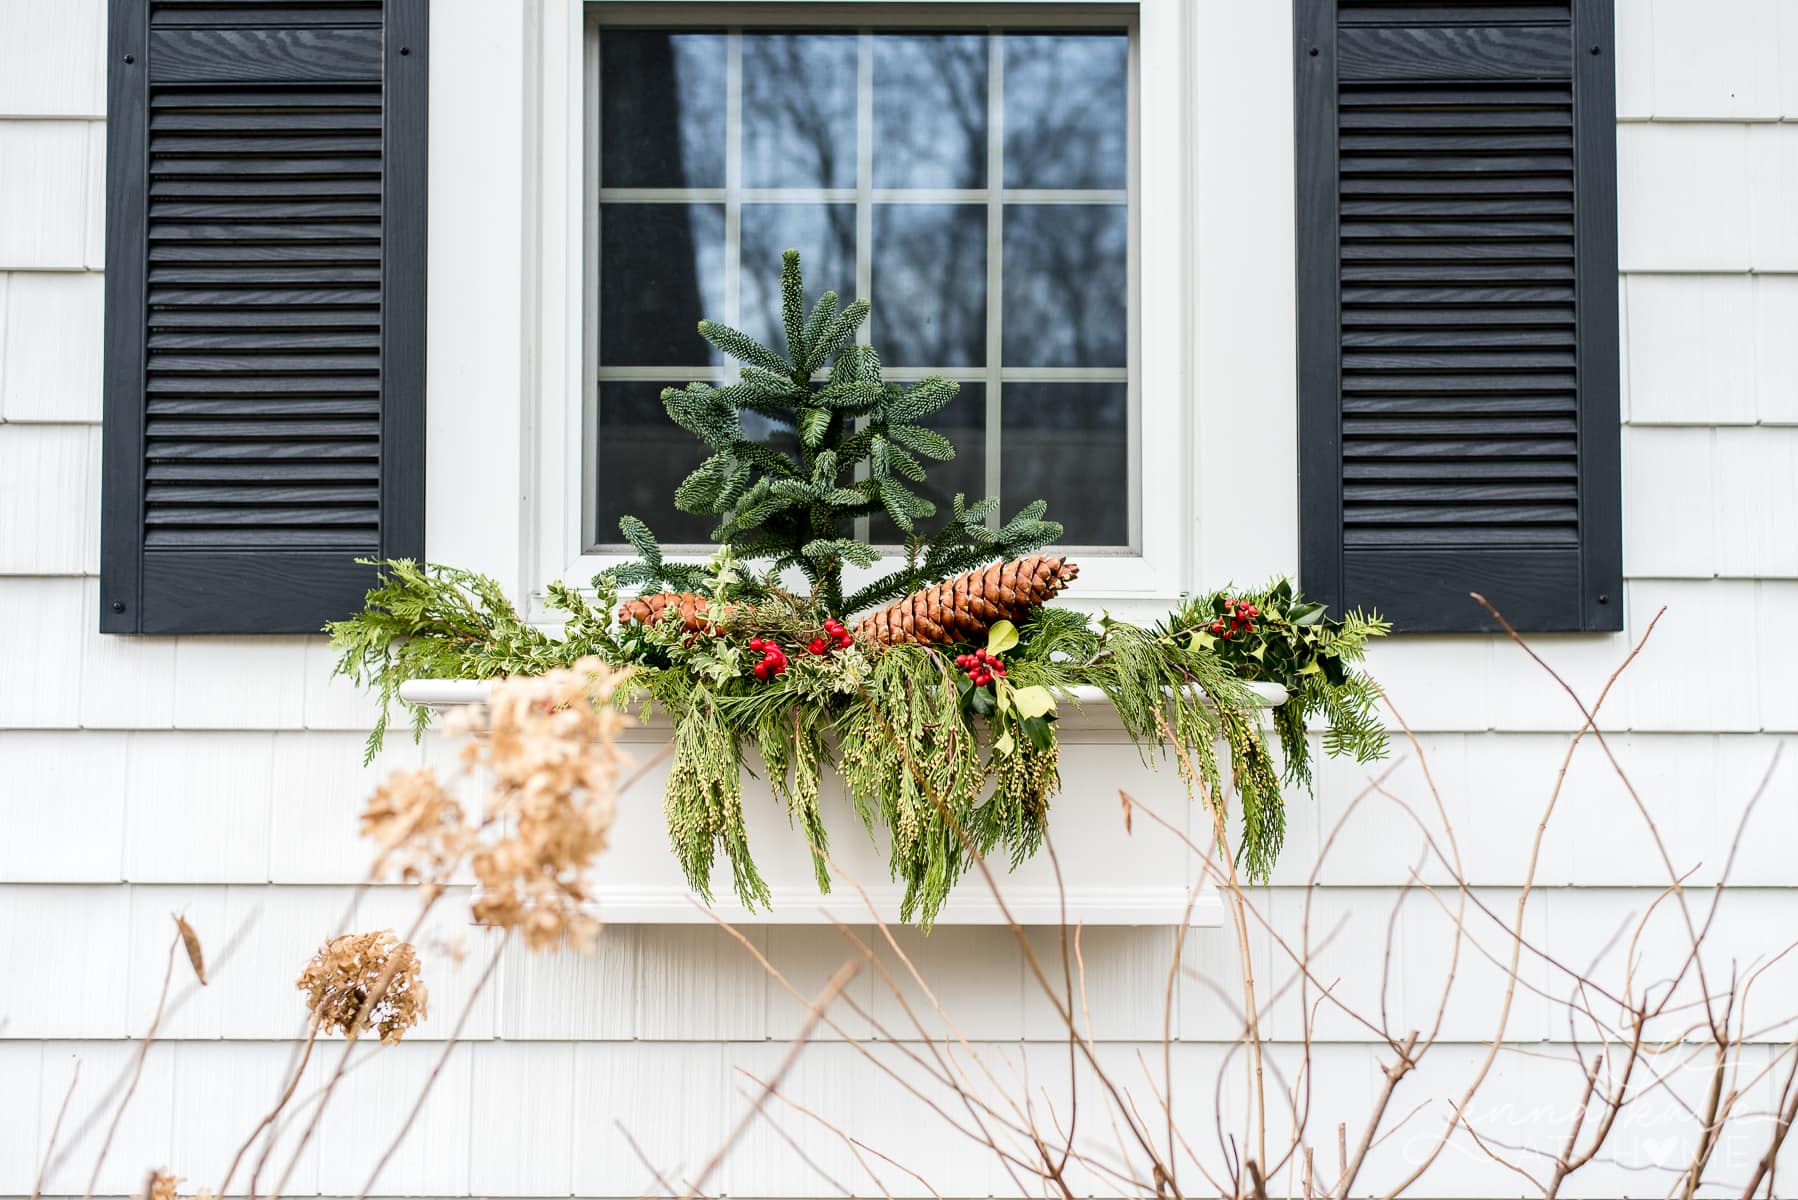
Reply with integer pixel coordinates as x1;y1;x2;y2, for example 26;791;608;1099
600;32;727;189
872;203;986;368
1002;383;1128;547
599;203;724;366
1003;34;1128;190
740;203;856;357
1002;204;1127;368
742;34;859;189
870;383;986;546
596;382;716;545
873;34;988;190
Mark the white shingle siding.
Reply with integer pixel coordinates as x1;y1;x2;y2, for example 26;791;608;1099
3;2;1797;1197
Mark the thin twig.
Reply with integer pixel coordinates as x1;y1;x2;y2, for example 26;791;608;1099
30;1057;79;1200
83;931;179;1200
677;959;861;1200
355;931;510;1200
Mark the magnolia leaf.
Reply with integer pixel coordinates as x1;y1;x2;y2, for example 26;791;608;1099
1020;715;1055;753
1010;684;1056;720
986;619;1020;655
994;729;1015;757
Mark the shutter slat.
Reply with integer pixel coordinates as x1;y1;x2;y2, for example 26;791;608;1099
104;0;426;634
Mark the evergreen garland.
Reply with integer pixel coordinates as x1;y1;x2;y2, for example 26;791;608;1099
329;563;1388;925
326;250;1394;925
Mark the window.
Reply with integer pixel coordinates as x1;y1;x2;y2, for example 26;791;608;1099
583;15;1140;560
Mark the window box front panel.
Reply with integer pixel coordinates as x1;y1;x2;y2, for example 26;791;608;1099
399;679;1286;926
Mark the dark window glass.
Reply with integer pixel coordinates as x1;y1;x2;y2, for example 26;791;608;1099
1002;204;1128;368
593;26;1131;550
1002;383;1129;547
600;32;727;189
599;203;724;366
1003;34;1128;190
873;34;988;189
740;203;856;356
742;33;859;188
871;203;986;367
596;382;715;545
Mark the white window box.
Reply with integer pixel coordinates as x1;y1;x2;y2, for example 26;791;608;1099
398;678;1285;927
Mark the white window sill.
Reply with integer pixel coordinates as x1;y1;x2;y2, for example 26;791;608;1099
398;679;1285;927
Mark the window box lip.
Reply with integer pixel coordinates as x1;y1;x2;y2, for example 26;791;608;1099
397;678;1278;926
397;677;1287;718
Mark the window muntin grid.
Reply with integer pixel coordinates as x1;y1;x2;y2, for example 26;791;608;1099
588;21;1138;554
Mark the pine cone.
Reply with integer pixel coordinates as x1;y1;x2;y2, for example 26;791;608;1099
853;556;1079;646
617;591;721;634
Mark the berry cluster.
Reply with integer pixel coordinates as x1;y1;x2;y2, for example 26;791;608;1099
746;637;789;681
806;618;854;656
954;647;1007;686
1209;597;1260;641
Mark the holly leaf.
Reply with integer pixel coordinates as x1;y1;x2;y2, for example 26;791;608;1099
1290;602;1327;626
1020;715;1055;753
970;686;997;717
986;620;1020;655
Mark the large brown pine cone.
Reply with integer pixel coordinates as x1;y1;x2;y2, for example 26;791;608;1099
616;591;721;634
852;556;1079;646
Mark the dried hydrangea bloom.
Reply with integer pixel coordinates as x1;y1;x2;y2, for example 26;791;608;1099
361;766;471;893
295;930;427;1044
451;656;625;952
146;1171;179;1200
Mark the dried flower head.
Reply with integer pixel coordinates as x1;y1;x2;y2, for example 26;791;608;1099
146;1171;179;1200
295;930;427;1043
361;766;471;892
450;656;625;952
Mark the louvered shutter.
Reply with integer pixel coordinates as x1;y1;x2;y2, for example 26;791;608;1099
101;0;425;635
1295;0;1620;633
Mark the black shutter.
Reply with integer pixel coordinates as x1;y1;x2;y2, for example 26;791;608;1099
1295;0;1620;634
101;0;426;635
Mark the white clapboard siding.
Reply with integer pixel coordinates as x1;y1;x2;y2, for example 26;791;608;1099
1623;274;1759;425
171;637;316;731
1646;0;1785;119
0;730;127;882
0;421;97;575
0;0;104;119
0;269;104;423
0;121;93;270
0;575;86;728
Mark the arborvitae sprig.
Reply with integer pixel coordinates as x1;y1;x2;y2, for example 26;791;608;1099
603;250;1061;615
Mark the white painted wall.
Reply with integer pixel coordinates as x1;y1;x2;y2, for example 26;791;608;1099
2;0;1796;1196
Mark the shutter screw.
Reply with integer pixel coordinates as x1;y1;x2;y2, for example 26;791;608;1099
400;46;411;56
1590;44;1602;55
1598;593;1610;604
123;53;135;64
111;600;126;613
1309;46;1320;56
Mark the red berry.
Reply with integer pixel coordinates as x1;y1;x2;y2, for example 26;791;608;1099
753;663;769;679
993;663;1006;676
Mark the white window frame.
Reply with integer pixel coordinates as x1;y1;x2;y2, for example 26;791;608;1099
426;1;1300;624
